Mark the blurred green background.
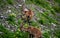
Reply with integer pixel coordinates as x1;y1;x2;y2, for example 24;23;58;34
0;0;60;38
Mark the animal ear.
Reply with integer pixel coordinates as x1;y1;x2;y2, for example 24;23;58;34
25;11;27;13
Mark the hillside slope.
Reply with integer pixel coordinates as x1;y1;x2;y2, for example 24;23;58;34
0;0;60;38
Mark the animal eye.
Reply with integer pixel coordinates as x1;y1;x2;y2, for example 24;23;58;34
24;11;26;13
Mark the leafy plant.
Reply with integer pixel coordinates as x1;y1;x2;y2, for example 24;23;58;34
7;13;16;25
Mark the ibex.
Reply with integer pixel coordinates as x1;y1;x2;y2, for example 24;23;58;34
21;4;34;25
20;23;42;38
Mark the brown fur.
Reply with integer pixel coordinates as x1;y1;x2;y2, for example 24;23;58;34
21;8;34;25
20;24;42;38
22;9;34;20
24;9;34;19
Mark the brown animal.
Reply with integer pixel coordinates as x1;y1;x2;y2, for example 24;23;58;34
24;9;34;19
21;8;34;25
20;23;42;38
